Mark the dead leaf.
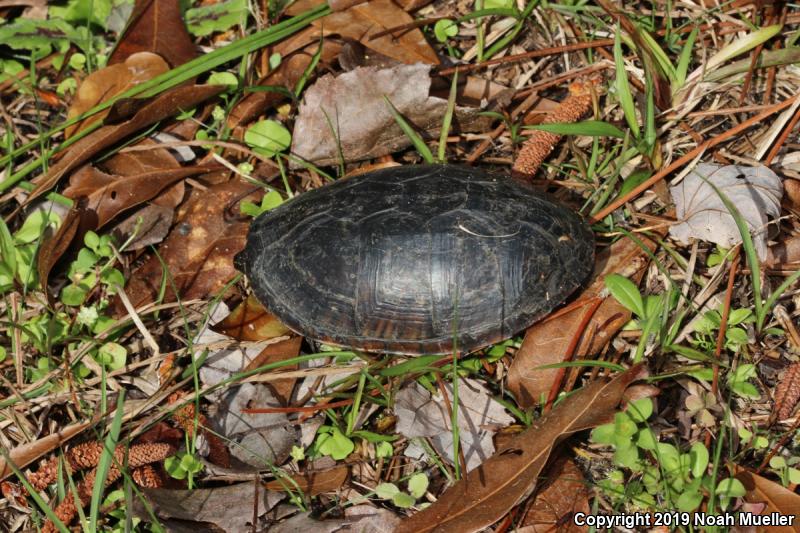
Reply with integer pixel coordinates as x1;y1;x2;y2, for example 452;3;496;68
520;455;589;532
213;295;292;342
108;0;198;69
36;204;83;298
213;383;297;468
62;164;214;229
291;64;489;166
264;464;348;495
196;303;287;396
0;418;96;481
29;84;224;204
396;365;647;533
112;177;259;314
287;0;438;65
670;163;782;261
65;52;169;138
507;234;657;407
110;203;175;250
396;378;514;472
270;504;400;533
137;483;281;532
736;469;800;532
244;336;303;405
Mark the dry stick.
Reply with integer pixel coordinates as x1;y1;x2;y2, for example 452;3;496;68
738;8;767;106
704;250;739;450
436;39;613;76
713;250;741;399
764;101;800;166
242;398;355;414
588;95;800;225
542;298;604;413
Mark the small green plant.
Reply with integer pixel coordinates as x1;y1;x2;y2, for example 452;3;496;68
434;19;458;44
0;209;61;291
726;363;760;399
241;189;284;217
244;119;292;157
310;425;355;461
690;307;753;353
375;441;393;459
60;231;124;307
591;398;743;512
605;273;666;362
738;426;769;451
103;489;142;533
707;245;729;267
165;451;204;482
186;0;250;36
374;472;429;509
767;456;800;487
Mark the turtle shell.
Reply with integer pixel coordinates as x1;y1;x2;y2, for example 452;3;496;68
236;164;594;355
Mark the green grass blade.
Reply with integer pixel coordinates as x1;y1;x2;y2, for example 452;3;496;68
294;33;324;97
89;391;126;532
526;120;625;138
384;96;435;163
380;354;444;377
614;26;640;138
699;176;763;328
675;26;698;88
639;30;677;82
706;24;783;73
760;269;800;331
438;71;458;163
534;360;627;372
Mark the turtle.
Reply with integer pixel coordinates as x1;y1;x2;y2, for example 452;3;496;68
236;164;594;355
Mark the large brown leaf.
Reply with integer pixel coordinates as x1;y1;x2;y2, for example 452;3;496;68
62;164;215;229
29;84;224;203
108;0;197;68
287;0;438;65
736;469;800;532
507;234;657;408
396;365;647;533
520;455;589;532
264;464;348;495
112;177;260;315
65;52;169;138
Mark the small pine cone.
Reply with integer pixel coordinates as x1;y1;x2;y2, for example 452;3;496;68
172;400;231;468
65;442;105;470
773;361;800;422
512;80;595;179
14;443;103;496
131;464;164;488
25;456;61;492
41;443;175;532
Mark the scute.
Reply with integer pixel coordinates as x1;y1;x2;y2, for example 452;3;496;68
237;165;594;355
